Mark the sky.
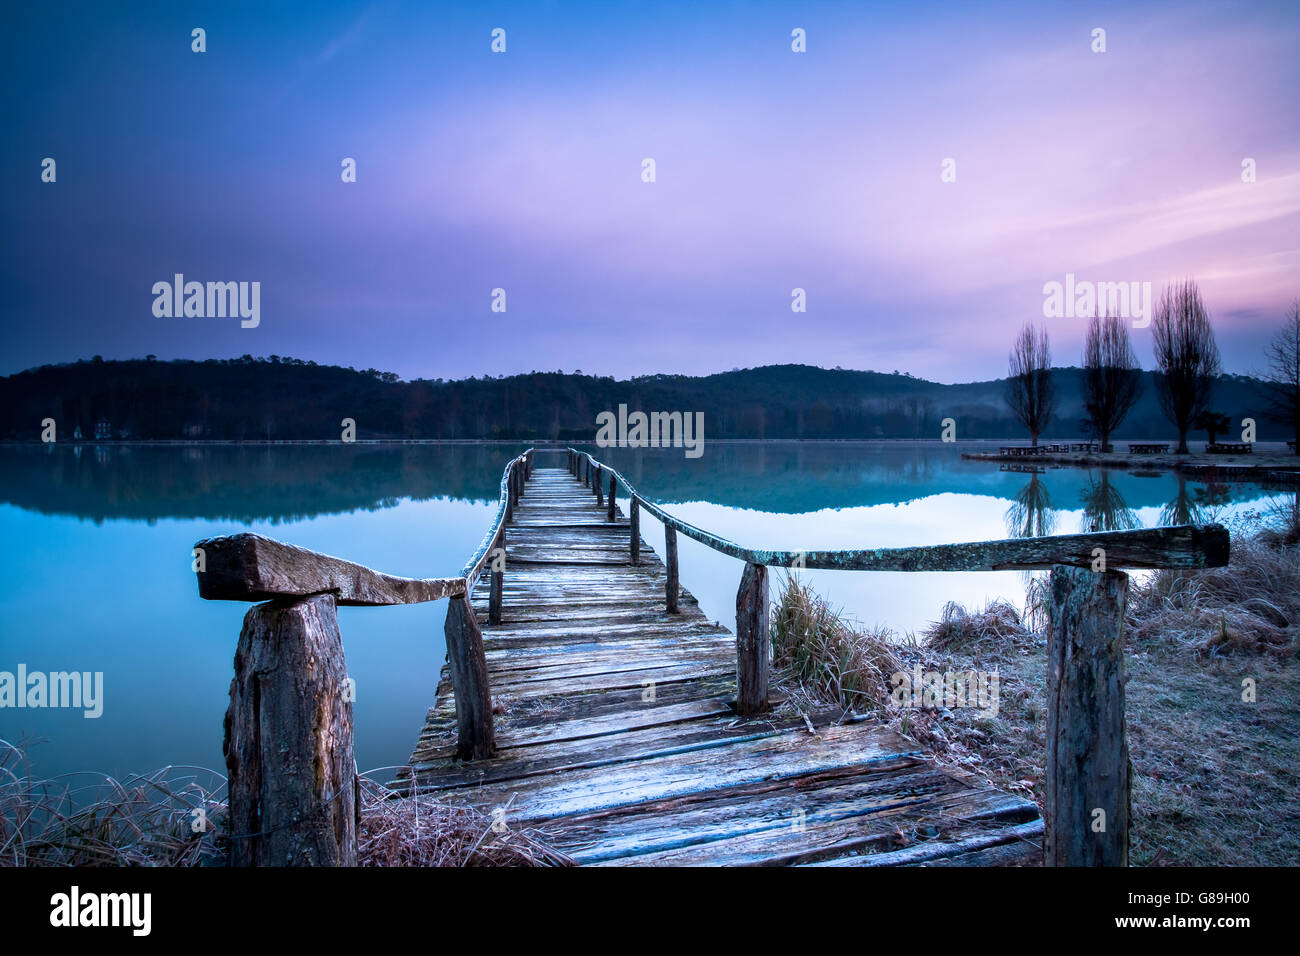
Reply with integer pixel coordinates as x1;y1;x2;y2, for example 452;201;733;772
2;0;1298;383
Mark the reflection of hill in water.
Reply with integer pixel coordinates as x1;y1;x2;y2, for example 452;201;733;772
0;444;530;522
0;442;1267;523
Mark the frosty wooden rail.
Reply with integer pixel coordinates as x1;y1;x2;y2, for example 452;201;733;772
569;447;1229;866
192;449;533;866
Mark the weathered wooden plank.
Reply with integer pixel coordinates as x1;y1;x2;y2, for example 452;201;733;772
483;662;735;699
195;532;464;605
409;721;804;792
805;817;1044;868
577;770;1024;868
428;721;924;822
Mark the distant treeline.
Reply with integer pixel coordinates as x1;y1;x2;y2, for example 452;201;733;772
0;355;1284;442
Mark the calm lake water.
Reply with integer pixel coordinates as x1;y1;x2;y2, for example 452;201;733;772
0;441;1278;783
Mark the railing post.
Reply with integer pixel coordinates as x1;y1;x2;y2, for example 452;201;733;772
488;528;505;626
444;592;496;761
595;465;604;507
517;458;526;498
1045;564;1129;866
630;496;640;565
505;464;514;523
735;561;770;715
224;593;357;866
664;525;679;613
607;472;616;521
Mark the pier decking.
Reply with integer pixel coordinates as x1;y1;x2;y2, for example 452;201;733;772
397;466;1043;866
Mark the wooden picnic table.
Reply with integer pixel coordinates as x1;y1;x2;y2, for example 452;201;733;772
1207;442;1253;454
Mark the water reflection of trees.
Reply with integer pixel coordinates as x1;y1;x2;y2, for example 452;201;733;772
1004;474;1057;538
1080;471;1139;532
1158;475;1230;526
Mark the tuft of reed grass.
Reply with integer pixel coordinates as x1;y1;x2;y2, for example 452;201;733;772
925;598;1029;655
769;572;901;711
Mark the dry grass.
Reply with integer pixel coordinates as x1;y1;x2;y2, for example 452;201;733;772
767;513;1300;865
926;598;1027;655
1;740;569;867
0;738;225;867
1127;534;1300;656
357;778;571;867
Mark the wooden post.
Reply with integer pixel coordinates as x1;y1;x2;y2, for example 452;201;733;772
1045;564;1129;867
735;561;770;715
444;593;496;760
630;497;640;565
504;465;514;523
517;459;526;497
607;472;616;521
665;525;679;613
595;465;604;507
224;593;356;866
488;529;505;626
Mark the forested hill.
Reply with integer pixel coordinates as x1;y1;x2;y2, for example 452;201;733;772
0;356;1280;441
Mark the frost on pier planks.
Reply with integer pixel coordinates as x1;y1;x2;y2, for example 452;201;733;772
397;466;1043;867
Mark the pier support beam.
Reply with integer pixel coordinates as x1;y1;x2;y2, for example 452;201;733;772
488;528;505;626
444;593;497;761
665;526;679;613
1045;564;1129;866
735;561;770;715
224;593;357;866
630;497;640;565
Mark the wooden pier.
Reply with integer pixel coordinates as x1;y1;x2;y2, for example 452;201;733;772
397;464;1042;865
194;447;1230;867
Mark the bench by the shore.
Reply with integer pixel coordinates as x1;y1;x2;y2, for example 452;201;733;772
1207;442;1252;454
1128;442;1170;454
998;442;1097;457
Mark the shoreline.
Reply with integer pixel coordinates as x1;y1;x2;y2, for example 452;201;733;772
963;446;1300;482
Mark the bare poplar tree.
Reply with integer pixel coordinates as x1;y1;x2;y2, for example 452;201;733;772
1082;311;1143;452
1151;280;1221;454
1263;301;1300;455
1005;322;1055;446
